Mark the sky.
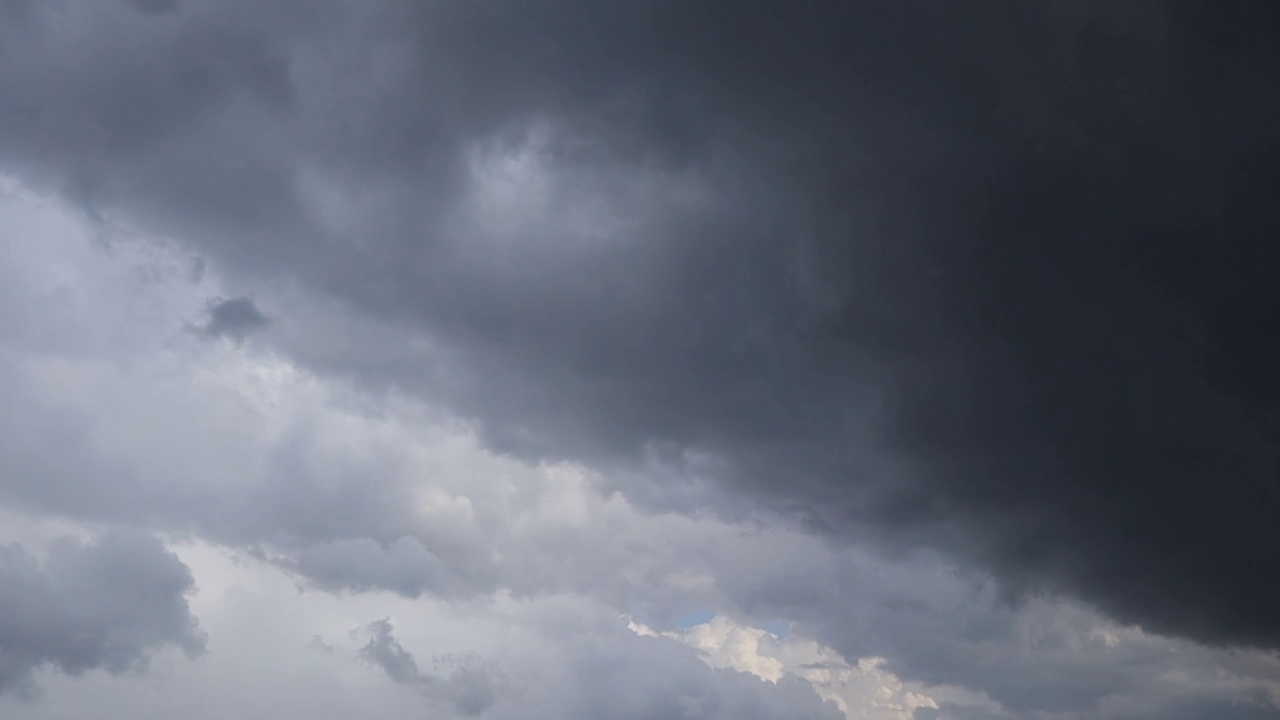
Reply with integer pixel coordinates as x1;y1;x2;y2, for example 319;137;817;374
1;1;1279;718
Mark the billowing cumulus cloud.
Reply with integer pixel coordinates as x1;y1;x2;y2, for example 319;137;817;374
0;532;204;697
1;1;1280;717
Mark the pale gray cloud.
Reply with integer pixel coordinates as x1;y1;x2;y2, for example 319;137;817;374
357;618;498;716
0;545;846;719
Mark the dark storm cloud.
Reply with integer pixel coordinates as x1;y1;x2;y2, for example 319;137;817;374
2;0;1280;659
0;532;205;696
192;296;269;341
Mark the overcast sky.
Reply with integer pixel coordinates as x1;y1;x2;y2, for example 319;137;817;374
1;2;1279;718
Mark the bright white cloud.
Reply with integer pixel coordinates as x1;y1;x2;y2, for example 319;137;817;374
631;614;963;720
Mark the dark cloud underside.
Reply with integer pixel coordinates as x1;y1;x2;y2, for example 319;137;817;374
1;0;1279;655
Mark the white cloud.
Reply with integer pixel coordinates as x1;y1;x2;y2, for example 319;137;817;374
631;614;959;720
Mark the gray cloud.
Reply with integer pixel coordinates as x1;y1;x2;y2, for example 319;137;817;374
1118;698;1280;720
288;537;473;599
0;532;205;696
192;296;269;341
924;694;1280;720
127;0;179;17
357;618;498;717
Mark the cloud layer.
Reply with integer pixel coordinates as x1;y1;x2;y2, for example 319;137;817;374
1;2;1279;717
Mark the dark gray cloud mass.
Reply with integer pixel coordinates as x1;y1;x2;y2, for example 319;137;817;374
0;532;205;696
2;0;1279;666
192;296;269;341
